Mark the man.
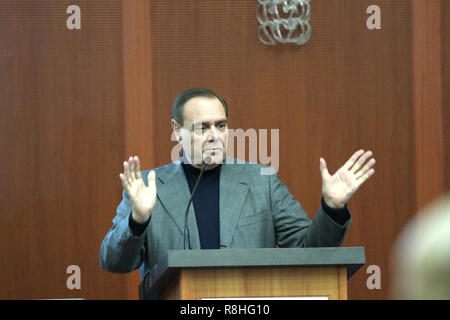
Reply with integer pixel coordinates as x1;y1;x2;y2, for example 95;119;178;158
99;88;376;278
390;193;450;299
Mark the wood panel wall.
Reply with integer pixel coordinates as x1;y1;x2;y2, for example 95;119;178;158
442;1;450;193
0;0;447;300
122;0;153;300
412;0;444;211
0;0;129;299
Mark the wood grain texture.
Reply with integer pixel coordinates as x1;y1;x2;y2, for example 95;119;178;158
412;0;444;211
441;1;450;193
0;0;127;299
123;0;154;301
338;267;348;300
167;267;344;300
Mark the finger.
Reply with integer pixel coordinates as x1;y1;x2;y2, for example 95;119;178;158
119;173;128;189
355;158;376;180
350;150;373;173
147;170;156;189
319;157;330;179
130;156;137;180
135;156;143;180
356;168;375;186
343;149;365;170
124;161;132;184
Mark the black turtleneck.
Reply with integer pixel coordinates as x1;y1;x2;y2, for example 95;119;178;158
181;162;221;249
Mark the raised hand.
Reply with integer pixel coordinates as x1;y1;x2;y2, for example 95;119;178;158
319;150;376;209
119;156;156;223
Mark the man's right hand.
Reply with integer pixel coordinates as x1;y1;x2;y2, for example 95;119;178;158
119;156;156;224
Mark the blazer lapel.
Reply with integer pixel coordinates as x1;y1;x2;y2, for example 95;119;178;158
156;161;201;249
155;159;250;250
219;160;249;248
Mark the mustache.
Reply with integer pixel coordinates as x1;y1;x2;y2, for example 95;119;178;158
203;142;224;150
203;145;223;151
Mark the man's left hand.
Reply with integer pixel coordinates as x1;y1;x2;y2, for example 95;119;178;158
320;150;376;209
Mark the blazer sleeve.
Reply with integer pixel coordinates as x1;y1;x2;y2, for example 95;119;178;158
99;188;148;273
269;173;351;248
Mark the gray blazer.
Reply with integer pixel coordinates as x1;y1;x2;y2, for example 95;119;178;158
99;159;351;277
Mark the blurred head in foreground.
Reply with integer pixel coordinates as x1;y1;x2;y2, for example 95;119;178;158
390;193;450;299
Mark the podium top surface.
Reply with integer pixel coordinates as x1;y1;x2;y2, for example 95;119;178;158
140;247;365;299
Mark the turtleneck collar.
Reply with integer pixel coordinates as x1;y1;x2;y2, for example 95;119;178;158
181;160;222;178
179;150;223;177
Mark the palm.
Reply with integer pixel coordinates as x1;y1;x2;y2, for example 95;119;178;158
128;178;156;216
119;156;157;220
320;150;375;208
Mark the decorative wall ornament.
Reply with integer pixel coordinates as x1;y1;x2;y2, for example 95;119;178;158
257;0;311;46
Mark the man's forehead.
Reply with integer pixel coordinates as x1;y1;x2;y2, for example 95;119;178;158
185;118;227;127
183;97;226;124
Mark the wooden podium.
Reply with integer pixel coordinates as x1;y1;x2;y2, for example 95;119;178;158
138;247;365;300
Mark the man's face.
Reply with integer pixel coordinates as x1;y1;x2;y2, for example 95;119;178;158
173;96;228;169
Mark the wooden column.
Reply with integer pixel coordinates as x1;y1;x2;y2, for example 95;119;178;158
442;0;450;192
412;0;444;211
123;0;154;299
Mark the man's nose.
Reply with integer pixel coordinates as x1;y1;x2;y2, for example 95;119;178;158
207;126;220;141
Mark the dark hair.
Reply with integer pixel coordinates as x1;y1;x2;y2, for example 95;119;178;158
172;88;228;125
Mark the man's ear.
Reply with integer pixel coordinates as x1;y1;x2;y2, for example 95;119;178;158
171;119;182;141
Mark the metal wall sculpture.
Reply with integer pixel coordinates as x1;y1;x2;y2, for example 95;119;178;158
257;0;311;46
